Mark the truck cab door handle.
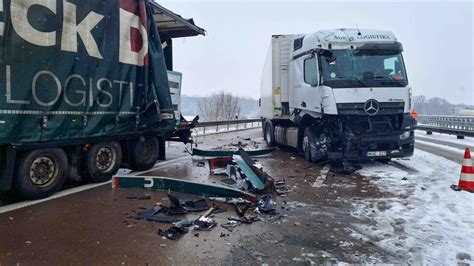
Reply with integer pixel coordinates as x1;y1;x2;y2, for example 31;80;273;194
301;101;307;108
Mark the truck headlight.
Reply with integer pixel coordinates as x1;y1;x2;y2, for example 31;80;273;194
399;131;411;140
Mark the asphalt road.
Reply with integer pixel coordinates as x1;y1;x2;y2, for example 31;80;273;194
0;128;470;264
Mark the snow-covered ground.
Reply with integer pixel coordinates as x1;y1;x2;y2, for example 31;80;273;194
416;130;474;147
416;139;466;156
352;149;474;264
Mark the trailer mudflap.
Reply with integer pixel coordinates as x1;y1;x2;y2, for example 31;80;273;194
0;146;16;191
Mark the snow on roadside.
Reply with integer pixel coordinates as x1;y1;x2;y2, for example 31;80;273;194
416;139;465;156
416;130;474;147
351;149;474;264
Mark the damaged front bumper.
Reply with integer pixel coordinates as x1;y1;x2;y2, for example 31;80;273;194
328;130;415;161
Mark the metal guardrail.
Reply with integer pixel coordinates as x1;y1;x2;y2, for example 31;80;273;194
193;119;261;136
417;115;474;138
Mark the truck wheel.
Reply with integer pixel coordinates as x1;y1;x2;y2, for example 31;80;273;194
15;148;68;200
264;122;276;147
85;142;122;183
130;136;160;171
303;128;313;162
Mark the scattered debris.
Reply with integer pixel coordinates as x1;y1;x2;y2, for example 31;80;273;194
192;147;276;158
158;225;189;240
193;216;217;231
168;193;210;212
257;194;275;213
221;220;240;232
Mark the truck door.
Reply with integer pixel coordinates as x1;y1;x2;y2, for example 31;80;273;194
289;55;322;114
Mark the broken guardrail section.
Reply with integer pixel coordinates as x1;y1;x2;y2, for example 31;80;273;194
112;175;257;203
233;148;275;193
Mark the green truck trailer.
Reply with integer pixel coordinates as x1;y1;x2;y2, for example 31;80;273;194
0;0;204;199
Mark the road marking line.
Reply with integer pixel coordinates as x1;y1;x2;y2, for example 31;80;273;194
0;156;190;214
312;163;331;188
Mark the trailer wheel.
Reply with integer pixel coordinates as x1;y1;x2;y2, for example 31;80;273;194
130;136;160;171
15;148;68;200
264;122;276;147
85;142;122;183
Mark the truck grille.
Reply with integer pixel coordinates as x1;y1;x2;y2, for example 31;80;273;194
337;102;405;116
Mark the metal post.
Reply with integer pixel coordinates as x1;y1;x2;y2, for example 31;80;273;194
203;126;206;135
216;124;219;133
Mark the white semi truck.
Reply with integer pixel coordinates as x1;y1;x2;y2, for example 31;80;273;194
260;29;416;161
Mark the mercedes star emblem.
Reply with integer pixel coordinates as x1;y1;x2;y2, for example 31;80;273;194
364;100;380;115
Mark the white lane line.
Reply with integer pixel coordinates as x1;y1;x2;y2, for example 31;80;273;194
0;156;190;214
312;163;331;188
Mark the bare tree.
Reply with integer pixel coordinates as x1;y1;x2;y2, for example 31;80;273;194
197;92;241;121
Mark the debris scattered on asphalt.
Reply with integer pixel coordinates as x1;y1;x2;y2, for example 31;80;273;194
193;216;217;231
158;225;189;240
257;194;275;213
221;220;240;232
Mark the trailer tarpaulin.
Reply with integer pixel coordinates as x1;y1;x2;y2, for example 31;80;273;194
0;0;174;145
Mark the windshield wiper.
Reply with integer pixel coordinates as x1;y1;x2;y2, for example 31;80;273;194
373;76;404;86
333;76;368;87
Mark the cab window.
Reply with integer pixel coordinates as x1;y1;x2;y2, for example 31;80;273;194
304;57;318;85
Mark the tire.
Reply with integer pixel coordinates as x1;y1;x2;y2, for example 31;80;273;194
303;128;313;162
264;122;276;147
85;142;122;183
15;148;68;200
130;136;160;171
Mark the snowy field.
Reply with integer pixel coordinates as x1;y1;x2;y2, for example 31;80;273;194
353;149;474;264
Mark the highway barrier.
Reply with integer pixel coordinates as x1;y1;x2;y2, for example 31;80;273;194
193;119;261;136
417;115;474;138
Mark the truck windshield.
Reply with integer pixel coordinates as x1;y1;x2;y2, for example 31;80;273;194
319;49;408;88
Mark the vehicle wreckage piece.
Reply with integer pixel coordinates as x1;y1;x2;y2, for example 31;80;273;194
112;175;257;203
192;147;276;158
233;148;275;192
208;157;234;173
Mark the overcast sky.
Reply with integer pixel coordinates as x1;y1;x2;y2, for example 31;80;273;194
160;0;473;105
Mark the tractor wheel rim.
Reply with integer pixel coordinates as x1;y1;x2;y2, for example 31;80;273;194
30;156;57;187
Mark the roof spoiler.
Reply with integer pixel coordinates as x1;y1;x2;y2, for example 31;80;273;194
358;42;404;52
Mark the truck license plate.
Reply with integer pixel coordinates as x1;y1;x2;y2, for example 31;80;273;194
367;151;387;157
